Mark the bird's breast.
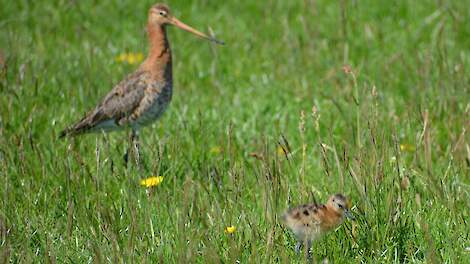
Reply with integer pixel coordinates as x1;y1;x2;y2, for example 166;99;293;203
133;82;172;128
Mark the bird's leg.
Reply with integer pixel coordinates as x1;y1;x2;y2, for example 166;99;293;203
295;241;302;254
131;129;141;167
123;129;140;167
306;240;313;262
123;132;131;165
123;150;129;165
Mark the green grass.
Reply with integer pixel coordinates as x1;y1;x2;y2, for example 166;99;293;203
1;0;469;262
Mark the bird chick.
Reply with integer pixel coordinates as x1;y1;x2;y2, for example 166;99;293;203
282;193;354;254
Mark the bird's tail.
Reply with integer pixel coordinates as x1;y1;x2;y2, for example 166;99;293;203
58;118;91;139
58;126;79;139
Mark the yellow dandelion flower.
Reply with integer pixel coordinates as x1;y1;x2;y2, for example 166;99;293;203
115;54;127;63
128;53;144;65
115;52;144;65
210;146;222;155
399;143;416;152
127;54;137;64
140;176;164;188
224;225;236;234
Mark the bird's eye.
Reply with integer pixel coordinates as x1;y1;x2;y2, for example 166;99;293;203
159;11;167;16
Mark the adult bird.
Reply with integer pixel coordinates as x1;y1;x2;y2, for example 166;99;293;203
59;3;223;163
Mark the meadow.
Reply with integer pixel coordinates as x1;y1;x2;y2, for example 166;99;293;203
1;0;469;262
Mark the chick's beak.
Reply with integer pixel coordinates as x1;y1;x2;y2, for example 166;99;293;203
169;17;224;45
344;209;355;220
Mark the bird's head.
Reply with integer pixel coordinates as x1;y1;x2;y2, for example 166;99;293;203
328;194;355;220
148;3;224;45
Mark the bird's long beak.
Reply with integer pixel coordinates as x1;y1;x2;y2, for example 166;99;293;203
170;17;224;45
344;209;355;220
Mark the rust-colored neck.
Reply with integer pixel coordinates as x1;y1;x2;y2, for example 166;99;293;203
140;23;172;81
321;205;344;230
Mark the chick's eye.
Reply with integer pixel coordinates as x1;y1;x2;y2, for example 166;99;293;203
159;11;166;16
